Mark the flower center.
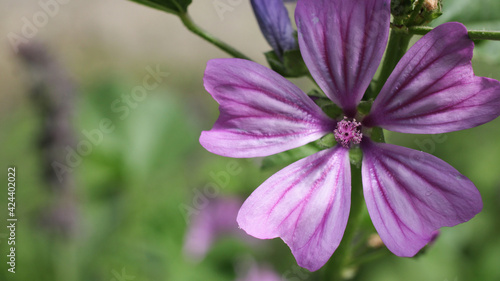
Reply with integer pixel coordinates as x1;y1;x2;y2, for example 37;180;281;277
334;117;362;148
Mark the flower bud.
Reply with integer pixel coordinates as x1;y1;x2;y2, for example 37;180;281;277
420;0;442;24
251;0;297;58
423;0;439;11
391;0;414;18
368;233;385;248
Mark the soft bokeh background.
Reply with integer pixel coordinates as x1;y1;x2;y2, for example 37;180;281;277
1;0;499;280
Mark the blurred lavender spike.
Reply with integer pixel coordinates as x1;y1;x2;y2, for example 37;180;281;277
17;41;78;238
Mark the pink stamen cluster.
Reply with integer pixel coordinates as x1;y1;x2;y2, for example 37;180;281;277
334;117;362;148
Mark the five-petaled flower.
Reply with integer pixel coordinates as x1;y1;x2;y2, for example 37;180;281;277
200;0;500;272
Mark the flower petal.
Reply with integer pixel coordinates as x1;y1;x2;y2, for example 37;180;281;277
361;139;482;256
364;22;500;133
237;146;351;271
200;59;335;158
295;0;390;115
251;0;297;57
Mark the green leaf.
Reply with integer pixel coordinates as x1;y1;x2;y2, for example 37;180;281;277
370;127;385;143
282;49;309;77
264;51;286;76
311;95;344;119
316;133;336;149
432;0;500;62
433;0;500;25
357;100;373;115
264;49;309;78
261;144;320;170
349;147;363;168
307;89;326;99
128;0;192;15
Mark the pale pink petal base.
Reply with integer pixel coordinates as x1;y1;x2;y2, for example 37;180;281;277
361;139;482;256
237;146;351;271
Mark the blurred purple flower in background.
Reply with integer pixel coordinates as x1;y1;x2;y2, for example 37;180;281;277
200;0;500;272
235;263;281;281
250;0;297;57
183;197;249;261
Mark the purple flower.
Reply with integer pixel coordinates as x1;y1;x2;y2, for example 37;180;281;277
200;0;500;272
183;197;249;261
235;263;282;281
251;0;297;57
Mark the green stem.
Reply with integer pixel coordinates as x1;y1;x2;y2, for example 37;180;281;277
178;13;251;60
374;29;413;96
408;26;500;41
348;248;390;267
321;165;364;281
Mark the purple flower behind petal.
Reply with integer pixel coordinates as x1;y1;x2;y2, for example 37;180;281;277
251;0;297;58
183;197;247;261
236;264;282;281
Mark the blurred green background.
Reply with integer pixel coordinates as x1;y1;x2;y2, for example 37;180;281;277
1;0;500;280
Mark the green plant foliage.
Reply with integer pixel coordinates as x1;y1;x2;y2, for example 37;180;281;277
265;49;309;78
128;0;192;15
433;0;500;61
